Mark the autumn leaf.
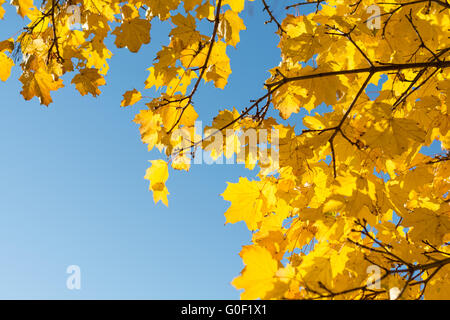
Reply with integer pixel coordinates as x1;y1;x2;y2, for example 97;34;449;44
195;1;214;20
204;41;231;89
222;0;246;13
0;39;14;52
183;0;202;12
146;0;179;20
170;13;201;47
0;39;14;82
10;0;36;19
363;108;427;156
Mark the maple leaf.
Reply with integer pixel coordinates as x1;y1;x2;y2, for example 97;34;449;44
121;89;142;107
83;0;120;22
204;41;231;89
297;242;334;291
232;245;279;299
112;18;151;53
133;109;162;151
80;38;113;76
221;177;276;231
145;0;179;20
0;38;13;51
169;13;201;47
402;208;450;246
145;159;169;206
71;68;106;97
10;0;36;19
0;53;14;82
0;0;5;19
222;0;248;13
183;0;202;12
272;84;306;119
195;1;214;20
2;0;450;300
19;70;64;106
363;112;427;156
0;39;14;82
425;265;450;299
144;67;165;91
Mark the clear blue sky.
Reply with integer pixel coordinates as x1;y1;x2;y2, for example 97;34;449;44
0;1;442;299
0;1;303;299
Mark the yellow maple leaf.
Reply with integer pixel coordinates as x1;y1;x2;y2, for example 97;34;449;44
133;109;162;151
153;99;198;129
145;159;169;206
0;53;14;82
362;103;426;156
121;89;142;107
232;245;278;299
195;1;214;20
0;42;14;80
297;242;334;291
4;0;450;301
0;39;14;81
272;85;305;119
424;265;450;299
222;0;247;13
83;0;120;21
19;69;64;106
402;208;450;246
10;0;36;19
204;41;231;89
144;67;165;91
183;0;202;12
80;39;113;76
112;18;151;53
221;177;276;231
0;0;5;19
219;10;246;47
71;68;106;97
0;39;14;52
330;246;354;278
169;13;201;47
146;0;179;20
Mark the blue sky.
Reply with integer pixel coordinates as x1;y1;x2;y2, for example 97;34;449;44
0;1;302;299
